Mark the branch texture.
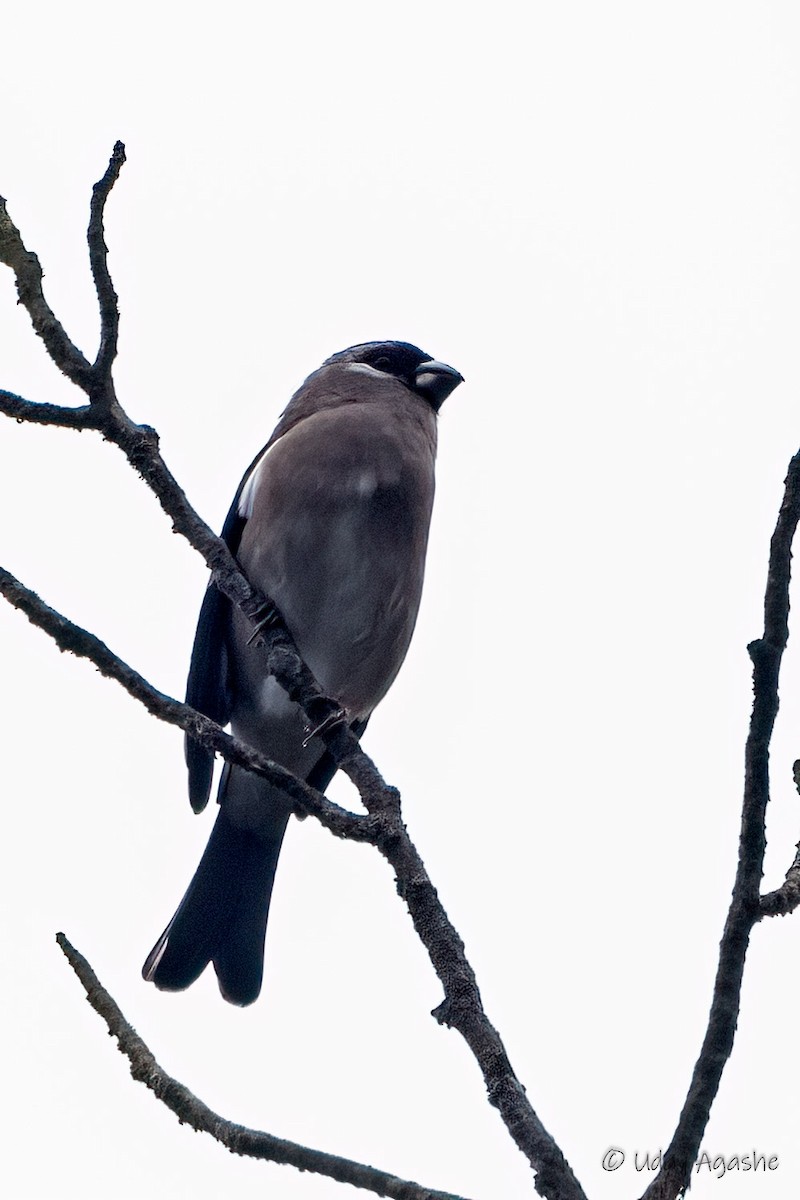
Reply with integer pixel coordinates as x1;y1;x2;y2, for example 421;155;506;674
0;387;92;428
759;838;800;917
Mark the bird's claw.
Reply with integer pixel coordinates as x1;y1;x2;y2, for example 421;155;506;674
246;600;281;646
302;707;347;748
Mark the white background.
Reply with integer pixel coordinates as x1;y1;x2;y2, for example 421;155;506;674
1;3;799;1198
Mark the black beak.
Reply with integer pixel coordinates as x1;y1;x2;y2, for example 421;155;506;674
412;360;464;410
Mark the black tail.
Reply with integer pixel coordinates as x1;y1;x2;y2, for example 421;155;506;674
143;798;288;1006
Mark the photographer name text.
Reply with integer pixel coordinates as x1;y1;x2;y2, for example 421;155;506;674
602;1148;779;1180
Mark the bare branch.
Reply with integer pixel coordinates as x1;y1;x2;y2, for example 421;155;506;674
56;934;471;1200
88;140;125;382
0;195;93;389
0;146;367;762
0;387;92;428
761;766;800;916
641;448;800;1200
0;563;365;843
760;840;800;917
0;560;586;1198
0;146;589;1200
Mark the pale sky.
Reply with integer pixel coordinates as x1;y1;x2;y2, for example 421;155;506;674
2;3;800;1198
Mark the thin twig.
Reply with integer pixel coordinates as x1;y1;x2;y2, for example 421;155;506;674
0;387;92;428
56;934;471;1200
0;196;93;388
89;140;125;383
759;840;800;917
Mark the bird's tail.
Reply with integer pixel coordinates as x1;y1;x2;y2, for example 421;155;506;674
142;772;289;1006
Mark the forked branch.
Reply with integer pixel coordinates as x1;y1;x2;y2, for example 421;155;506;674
0;147;585;1200
6;142;800;1200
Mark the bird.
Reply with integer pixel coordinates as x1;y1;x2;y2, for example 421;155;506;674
142;340;463;1005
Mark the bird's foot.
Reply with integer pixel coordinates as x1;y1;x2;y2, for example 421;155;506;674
302;706;347;748
246;600;281;646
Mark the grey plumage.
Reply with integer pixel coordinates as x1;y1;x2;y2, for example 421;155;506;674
143;341;462;1004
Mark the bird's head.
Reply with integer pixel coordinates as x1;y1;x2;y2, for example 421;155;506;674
324;341;464;411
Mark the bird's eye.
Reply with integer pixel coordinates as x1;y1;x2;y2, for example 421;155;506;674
373;356;392;372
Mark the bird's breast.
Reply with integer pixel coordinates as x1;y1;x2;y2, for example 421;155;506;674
230;399;437;725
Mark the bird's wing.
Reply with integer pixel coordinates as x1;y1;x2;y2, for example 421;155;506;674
185;440;271;813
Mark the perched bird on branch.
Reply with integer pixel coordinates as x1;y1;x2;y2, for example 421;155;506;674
143;341;463;1004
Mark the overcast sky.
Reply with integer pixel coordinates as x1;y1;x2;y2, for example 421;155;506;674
2;3;800;1198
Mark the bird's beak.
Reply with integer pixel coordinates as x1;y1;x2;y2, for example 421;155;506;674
413;360;464;410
